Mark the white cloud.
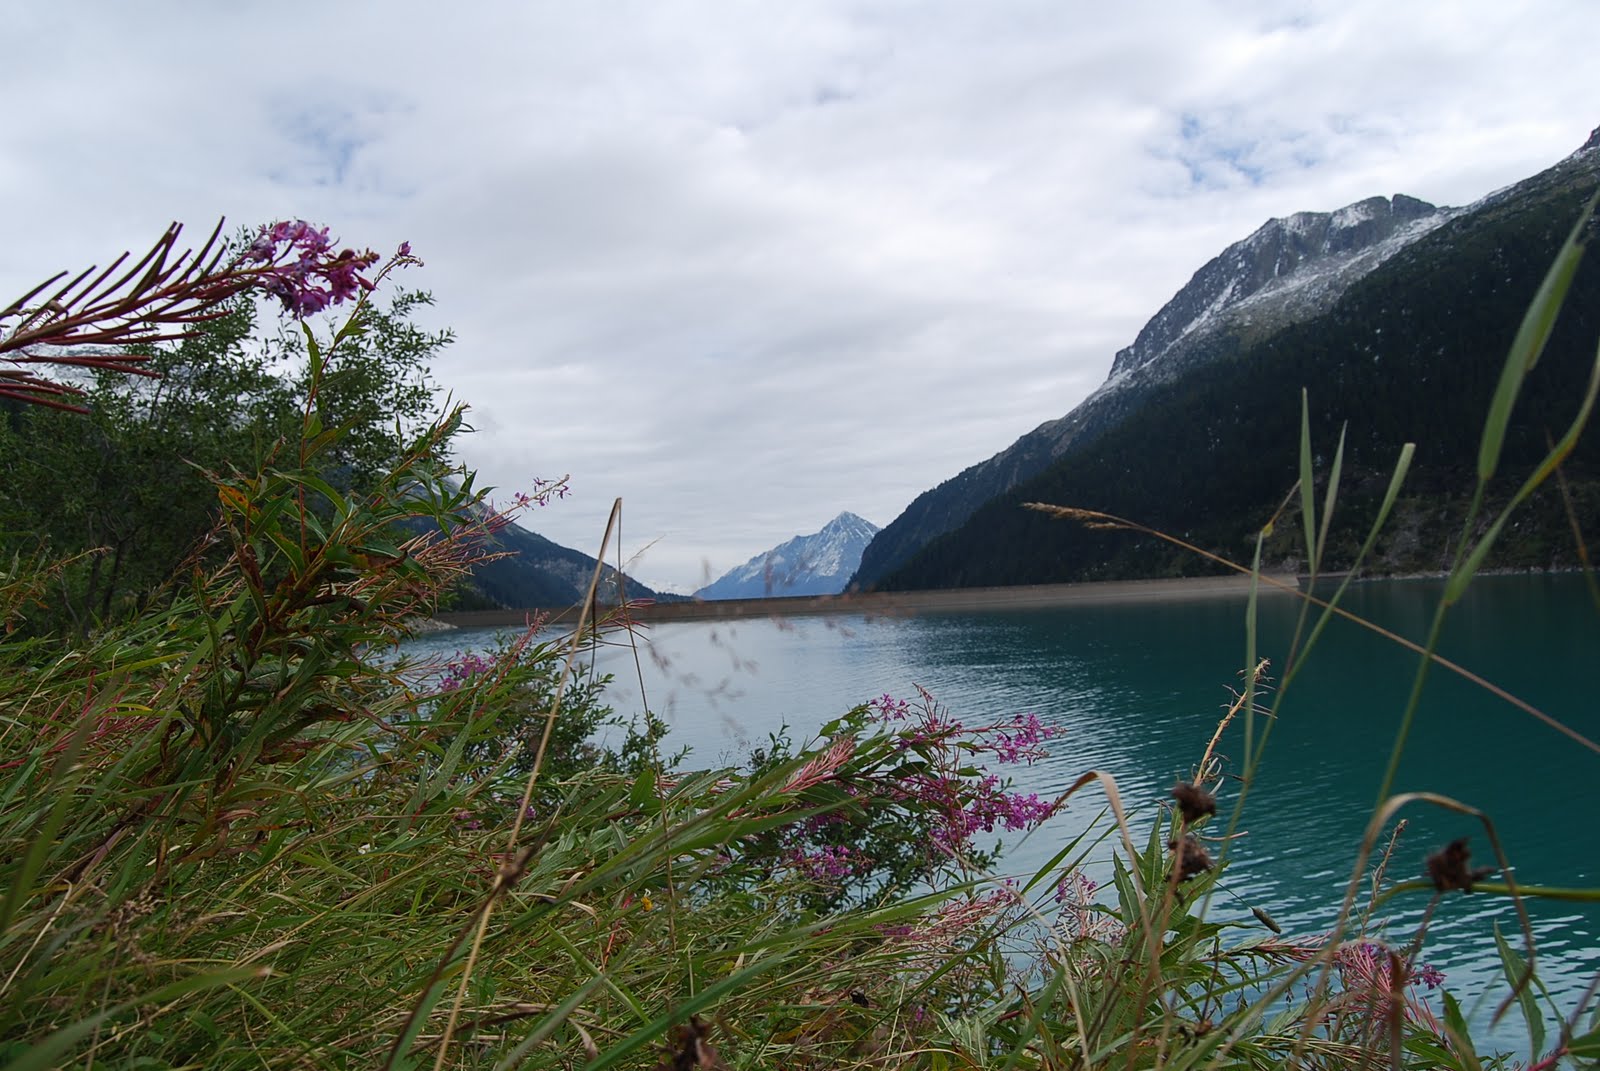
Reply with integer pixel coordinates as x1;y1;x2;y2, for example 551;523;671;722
2;0;1594;590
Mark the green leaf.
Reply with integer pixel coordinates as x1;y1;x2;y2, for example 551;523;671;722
628;764;659;816
1440;991;1484;1071
1492;921;1544;1058
1569;1027;1600;1058
1446;335;1600;605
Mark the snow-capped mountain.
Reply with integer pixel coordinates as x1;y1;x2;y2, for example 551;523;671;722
852;192;1457;588
853;123;1600;591
696;512;881;599
1105;194;1455;383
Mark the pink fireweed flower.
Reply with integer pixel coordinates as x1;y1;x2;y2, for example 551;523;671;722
787;844;865;883
1;219;407;411
870;693;912;721
509;476;571;510
242;219;380;318
1054;872;1098;905
992;712;1058;764
438;651;496;692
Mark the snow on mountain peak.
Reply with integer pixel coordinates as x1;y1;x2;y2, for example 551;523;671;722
1106;193;1448;384
696;512;882;600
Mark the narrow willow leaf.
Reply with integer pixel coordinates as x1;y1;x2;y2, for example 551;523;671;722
1493;922;1545;1058
1440;992;1485;1071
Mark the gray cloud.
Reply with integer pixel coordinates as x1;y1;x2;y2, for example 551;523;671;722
2;1;1594;590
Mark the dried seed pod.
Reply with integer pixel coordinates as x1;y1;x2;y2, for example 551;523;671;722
1424;837;1497;893
656;1016;726;1070
1169;833;1213;882
1170;781;1217;823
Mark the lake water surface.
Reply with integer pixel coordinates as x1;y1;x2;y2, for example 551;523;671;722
402;573;1599;1048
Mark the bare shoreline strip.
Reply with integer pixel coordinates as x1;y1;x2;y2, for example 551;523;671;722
433;573;1303;630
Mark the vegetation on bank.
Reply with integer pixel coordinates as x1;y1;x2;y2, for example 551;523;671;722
2;210;1599;1069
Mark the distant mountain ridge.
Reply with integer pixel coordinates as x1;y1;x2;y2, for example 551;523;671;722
856;124;1600;591
399;492;671;609
463;515;672;607
696;512;880;599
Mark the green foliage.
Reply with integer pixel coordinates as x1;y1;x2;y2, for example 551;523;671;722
5;205;1600;1070
0;285;454;638
273;287;453;488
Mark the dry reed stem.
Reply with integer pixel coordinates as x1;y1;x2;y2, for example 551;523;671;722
1196;657;1269;783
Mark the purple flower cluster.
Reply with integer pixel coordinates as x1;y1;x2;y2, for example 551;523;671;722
438;651;495;692
870;694;912;721
512;476;571;509
765;689;1064;903
953;777;1053;839
992;712;1058;765
874;690;1062;854
1413;962;1446;989
787;844;864;883
1054;872;1098;905
242;219;382;317
1338;941;1445;991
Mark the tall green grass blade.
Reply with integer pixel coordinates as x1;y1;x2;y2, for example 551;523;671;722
1447;336;1600;605
1279;441;1415;700
578;951;794;1071
0;707;96;937
6;966;263;1071
1298;389;1317;574
491;974;604;1070
1477;189;1600;482
1315;422;1347;568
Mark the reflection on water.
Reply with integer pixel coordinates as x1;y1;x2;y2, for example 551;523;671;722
400;574;1600;1047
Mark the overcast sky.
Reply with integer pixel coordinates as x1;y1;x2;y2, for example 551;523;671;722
2;2;1594;592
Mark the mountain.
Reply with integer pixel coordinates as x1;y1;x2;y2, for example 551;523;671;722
695;512;881;599
457;515;673;608
399;495;672;609
853;192;1460;588
860;125;1600;591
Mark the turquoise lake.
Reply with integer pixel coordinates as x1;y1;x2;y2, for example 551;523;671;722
400;573;1600;1051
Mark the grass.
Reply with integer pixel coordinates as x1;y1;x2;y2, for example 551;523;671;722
4;199;1600;1069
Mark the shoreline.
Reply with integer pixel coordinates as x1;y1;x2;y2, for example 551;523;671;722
433;572;1304;629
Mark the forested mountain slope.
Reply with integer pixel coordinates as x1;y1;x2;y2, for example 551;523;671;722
872;133;1600;591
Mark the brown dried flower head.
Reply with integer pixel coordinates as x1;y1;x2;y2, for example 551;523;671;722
657;1016;726;1071
1169;833;1213;882
1170;781;1217;823
1425;837;1496;893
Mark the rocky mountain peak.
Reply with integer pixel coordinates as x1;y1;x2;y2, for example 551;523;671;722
1107;193;1447;380
823;511;876;536
1581;124;1600;155
696;512;881;600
